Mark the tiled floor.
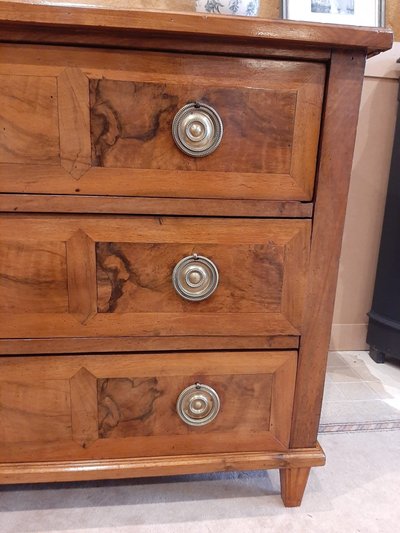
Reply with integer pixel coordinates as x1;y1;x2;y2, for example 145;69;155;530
320;351;400;431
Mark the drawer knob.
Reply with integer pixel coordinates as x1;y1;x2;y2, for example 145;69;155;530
172;102;223;157
172;254;219;301
176;383;220;426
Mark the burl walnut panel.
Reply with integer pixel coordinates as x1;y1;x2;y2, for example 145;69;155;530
98;374;272;439
0;215;310;339
90;80;296;174
96;242;284;314
0;44;325;200
0;351;297;462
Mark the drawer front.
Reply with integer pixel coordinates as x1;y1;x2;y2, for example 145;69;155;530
0;215;310;339
0;351;296;462
0;44;325;200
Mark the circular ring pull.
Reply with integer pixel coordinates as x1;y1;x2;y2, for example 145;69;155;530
172;102;223;157
176;383;220;426
172;254;219;301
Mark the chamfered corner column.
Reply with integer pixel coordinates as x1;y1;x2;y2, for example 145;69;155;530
279;467;311;507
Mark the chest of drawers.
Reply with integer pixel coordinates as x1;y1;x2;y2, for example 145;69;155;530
0;2;392;507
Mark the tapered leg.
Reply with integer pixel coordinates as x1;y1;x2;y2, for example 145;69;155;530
280;467;311;507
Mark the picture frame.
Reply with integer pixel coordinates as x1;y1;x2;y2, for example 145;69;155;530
282;0;385;28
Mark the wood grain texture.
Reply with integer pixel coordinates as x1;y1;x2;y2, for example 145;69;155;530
0;44;325;200
58;68;91;179
0;335;299;355
0;444;325;485
290;51;367;449
0;74;59;165
90;80;296;174
0;3;386;498
66;230;97;325
87;57;324;201
0;28;331;60
0;194;314;218
0;351;297;462
98;373;273;439
96;242;284;314
0;215;310;339
281;223;311;330
0;240;67;313
0;3;392;55
2;312;298;338
0;377;71;444
70;367;98;448
280;467;311;507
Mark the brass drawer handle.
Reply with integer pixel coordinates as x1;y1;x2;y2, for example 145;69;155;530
172;102;223;157
176;383;220;426
172;254;219;301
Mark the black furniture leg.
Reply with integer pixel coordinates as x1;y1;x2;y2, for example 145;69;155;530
369;347;386;364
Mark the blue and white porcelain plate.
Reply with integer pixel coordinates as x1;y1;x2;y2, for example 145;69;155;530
196;0;260;17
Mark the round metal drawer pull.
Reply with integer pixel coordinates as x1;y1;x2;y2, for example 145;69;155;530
172;102;223;157
176;383;220;426
172;254;219;301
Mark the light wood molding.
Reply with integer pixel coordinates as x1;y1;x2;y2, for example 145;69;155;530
0;444;325;485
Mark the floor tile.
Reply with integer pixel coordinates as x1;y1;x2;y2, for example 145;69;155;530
336;382;380;401
326;352;350;368
319;401;361;424
329;367;363;383
366;381;396;399
322;381;345;402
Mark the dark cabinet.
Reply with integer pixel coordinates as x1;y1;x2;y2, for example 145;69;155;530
367;75;400;363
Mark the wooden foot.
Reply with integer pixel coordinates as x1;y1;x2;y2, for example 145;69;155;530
280;467;311;507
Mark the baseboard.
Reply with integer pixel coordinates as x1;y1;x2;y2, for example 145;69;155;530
330;323;368;351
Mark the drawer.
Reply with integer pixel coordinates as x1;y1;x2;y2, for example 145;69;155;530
0;351;297;462
0;44;325;201
0;215;310;340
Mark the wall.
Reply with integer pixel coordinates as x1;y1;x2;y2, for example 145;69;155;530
330;44;400;350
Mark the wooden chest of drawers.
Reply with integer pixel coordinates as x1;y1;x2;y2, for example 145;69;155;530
0;2;392;507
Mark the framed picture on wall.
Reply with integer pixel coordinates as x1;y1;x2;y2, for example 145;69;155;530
282;0;385;27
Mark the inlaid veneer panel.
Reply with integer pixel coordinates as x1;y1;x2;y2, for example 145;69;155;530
90;81;296;174
0;379;71;444
0;240;68;313
96;243;284;314
0;215;311;339
0;44;325;200
0;215;310;340
0;351;297;462
0;74;59;165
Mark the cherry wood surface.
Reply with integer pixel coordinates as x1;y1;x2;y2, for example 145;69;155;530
0;351;296;462
0;215;310;340
0;2;392;56
0;44;325;201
